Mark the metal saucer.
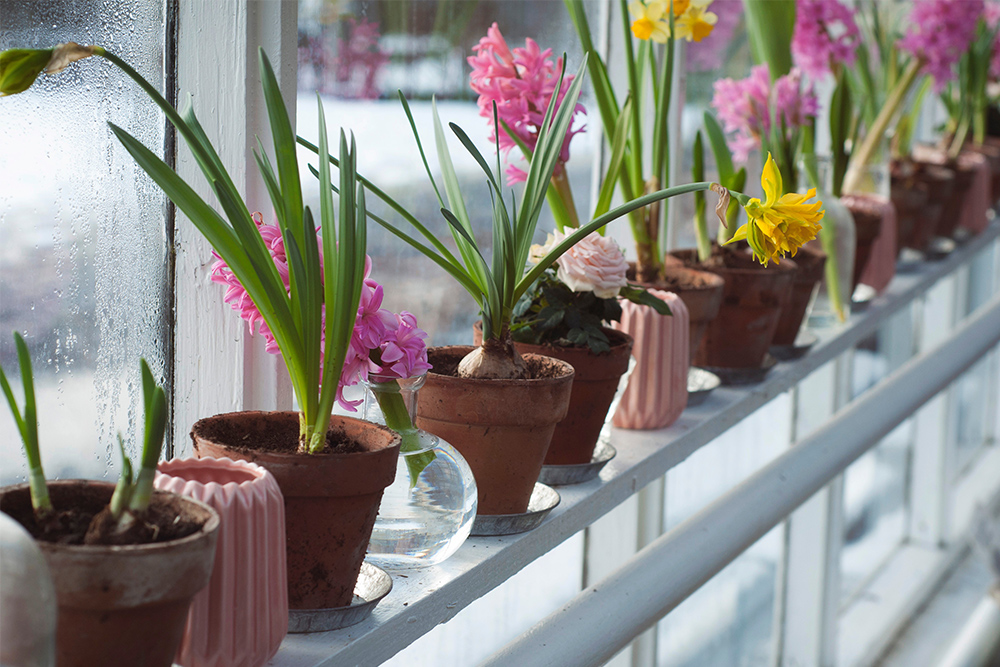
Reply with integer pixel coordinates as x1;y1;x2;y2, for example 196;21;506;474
851;284;876;311
701;354;778;386
470;483;561;536
687;367;721;407
770;330;819;362
287;561;392;633
538;440;616;486
926;236;957;259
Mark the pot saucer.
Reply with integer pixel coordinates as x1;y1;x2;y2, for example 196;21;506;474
770;331;819;362
701;354;778;386
851;284;877;311
287;562;392;633
926;236;957;259
687;367;721;407
470;483;560;536
538;441;616;486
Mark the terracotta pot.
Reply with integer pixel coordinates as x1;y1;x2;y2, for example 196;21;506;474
966;138;1000;202
890;160;930;252
0;480;219;667
858;199;897;294
191;412;400;610
672;248;796;369
155;457;288;667
415;346;574;515
908;161;955;252
772;245;827;345
474;325;633;465
611;290;689;429
636;259;724;363
957;151;991;234
841;193;885;291
912;146;980;238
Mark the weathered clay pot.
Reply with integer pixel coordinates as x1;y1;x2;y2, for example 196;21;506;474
673;248;796;369
636;259;724;363
474;325;633;465
415;346;574;515
891;160;930;252
957;151;992;234
858;199;897;294
611;290;689;429
841;193;884;291
912;146;980;238
191;412;400;610
966;139;1000;201
908;161;955;251
772;245;827;345
155;457;288;667
0;480;219;667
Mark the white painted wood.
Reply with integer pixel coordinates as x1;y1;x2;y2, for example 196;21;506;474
266;221;1000;667
172;1;296;451
483;294;1000;667
632;479;665;667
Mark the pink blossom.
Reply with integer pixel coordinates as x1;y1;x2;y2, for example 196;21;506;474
211;216;431;411
468;23;586;184
773;69;819;128
687;1;744;72
791;0;860;80
899;0;983;89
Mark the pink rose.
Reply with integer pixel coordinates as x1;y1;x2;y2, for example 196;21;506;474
551;231;628;298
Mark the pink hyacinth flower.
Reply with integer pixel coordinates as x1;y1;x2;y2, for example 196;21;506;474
468;22;587;185
899;0;984;90
791;0;860;80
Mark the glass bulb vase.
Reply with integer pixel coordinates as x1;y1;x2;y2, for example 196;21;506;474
363;374;477;568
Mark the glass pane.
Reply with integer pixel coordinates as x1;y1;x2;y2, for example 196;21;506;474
658;394;791;666
952;355;993;477
0;1;170;484
297;0;598;345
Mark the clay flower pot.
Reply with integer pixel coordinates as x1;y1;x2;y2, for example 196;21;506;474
0;480;220;667
890;161;930;252
155;457;288;667
474;325;633;465
904;161;955;252
415;346;574;515
857;199;897;294
191;412;400;610
672;248;796;369
772;245;827;345
912;145;980;238
957;151;991;235
611;289;689;430
841;193;884;291
638;259;724;363
966;139;1000;201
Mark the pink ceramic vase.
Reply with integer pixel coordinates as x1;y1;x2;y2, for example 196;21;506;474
612;289;689;429
155;457;288;667
859;199;897;295
959;152;991;234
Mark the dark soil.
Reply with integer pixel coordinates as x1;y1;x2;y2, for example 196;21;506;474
428;347;571;379
192;411;362;455
1;485;202;546
628;260;720;290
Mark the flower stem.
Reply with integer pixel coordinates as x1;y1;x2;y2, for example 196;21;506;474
374;384;435;486
550;169;581;229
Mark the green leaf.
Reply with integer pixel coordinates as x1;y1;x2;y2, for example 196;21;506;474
593;95;633;220
620;285;672;315
703;112;735;186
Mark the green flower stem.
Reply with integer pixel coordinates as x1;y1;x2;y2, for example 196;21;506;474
373;383;435;486
843;58;923;194
820;222;846;322
551;169;581;229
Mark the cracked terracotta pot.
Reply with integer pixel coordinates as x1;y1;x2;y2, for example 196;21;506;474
0;480;219;667
415;346;573;515
191;412;400;610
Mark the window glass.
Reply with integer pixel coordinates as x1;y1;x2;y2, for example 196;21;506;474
0;0;170;483
297;0;598;345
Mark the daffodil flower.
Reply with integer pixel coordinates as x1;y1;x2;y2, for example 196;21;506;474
629;1;671;43
725;154;824;266
675;0;718;42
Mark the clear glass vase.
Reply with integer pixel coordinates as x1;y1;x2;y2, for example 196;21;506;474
363;373;477;568
799;156;857;328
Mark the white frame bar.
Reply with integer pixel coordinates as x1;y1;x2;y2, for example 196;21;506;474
484;292;1000;667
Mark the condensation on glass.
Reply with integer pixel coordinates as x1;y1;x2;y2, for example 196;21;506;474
296;0;597;346
0;1;170;484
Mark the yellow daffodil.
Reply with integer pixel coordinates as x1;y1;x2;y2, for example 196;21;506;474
675;0;718;42
671;0;691;16
725;154;824;266
629;1;671;43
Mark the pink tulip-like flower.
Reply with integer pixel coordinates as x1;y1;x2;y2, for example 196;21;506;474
211;215;431;411
899;0;983;89
791;0;860;80
710;65;817;163
533;230;629;298
468;23;586;185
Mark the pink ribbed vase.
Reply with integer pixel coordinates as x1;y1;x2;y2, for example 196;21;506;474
612;289;689;429
859;199;897;295
155;457;288;667
959;152;990;234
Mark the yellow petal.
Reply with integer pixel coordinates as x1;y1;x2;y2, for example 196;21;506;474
760;153;783;207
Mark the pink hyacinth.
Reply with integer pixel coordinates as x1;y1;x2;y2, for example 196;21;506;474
899;0;984;89
791;0;860;80
687;1;744;72
211;215;431;412
710;65;817;163
468;23;586;185
988;2;1000;79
